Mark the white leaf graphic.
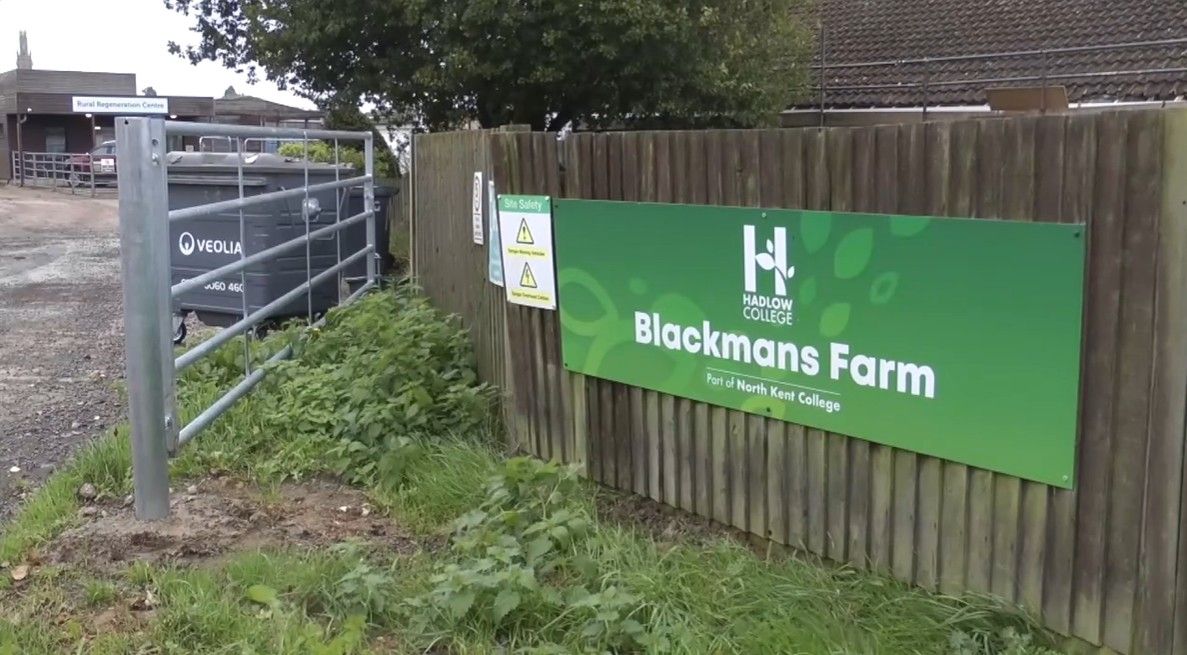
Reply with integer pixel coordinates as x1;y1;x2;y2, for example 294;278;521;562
755;253;776;270
765;239;775;253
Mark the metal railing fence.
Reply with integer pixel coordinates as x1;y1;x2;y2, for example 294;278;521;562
9;151;107;196
117;117;378;519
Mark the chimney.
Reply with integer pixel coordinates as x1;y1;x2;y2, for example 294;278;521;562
16;31;32;70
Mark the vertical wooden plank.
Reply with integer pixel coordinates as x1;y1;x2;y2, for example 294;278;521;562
803;127;830;557
656;131;672;204
606;145;630;483
961;119;1001;595
965;470;994;592
780;129;805;210
729;411;748;531
679;398;696;513
541;134;568;463
587;379;603;483
687;130;712;519
892;451;918;582
621;132;640;203
938;119;976;594
1101;111;1160;654
890;122;925;584
807;428;828;555
629;386;646;496
825;127;851;563
694;401;711;518
1015;115;1066;614
845;127;875;569
669;132;697;515
767;420;788;544
540;312;563;462
614;382;632;492
572;374;589;475
989;117;1037;603
1042;113;1093;635
913;121;952;593
704;131;723;206
1068;112;1122;646
687;131;708;205
630;132;660;502
868;124;899;574
748;416;767;539
939;462;969;593
1131;112;1185;655
599;378;616;486
711;406;730;525
647;390;662;502
738;130;766;538
915;459;942;592
786;423;809;550
662;393;678;507
777;128;808;550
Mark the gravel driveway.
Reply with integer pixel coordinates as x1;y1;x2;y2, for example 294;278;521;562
0;186;124;523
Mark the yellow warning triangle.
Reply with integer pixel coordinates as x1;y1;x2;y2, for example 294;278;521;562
516;218;535;245
519;262;538;288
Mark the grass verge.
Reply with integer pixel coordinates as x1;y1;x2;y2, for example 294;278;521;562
0;287;1062;654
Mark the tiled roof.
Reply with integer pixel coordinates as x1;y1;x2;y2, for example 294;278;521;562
809;0;1187;108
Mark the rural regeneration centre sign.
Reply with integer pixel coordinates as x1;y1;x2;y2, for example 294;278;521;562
72;96;170;114
554;200;1086;487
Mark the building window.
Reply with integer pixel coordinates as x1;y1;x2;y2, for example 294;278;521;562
45;127;66;153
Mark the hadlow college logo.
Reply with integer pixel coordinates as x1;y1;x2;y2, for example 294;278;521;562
741;225;796;326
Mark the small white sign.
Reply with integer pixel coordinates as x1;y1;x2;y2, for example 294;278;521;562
472;171;485;245
498;194;556;310
72;96;170;115
487;180;504;287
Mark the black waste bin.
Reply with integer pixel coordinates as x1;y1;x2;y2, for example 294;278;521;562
166;151;382;328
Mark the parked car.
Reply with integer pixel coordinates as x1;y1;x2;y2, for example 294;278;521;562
67;141;118;186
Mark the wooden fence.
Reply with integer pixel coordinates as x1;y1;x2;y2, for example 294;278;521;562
411;110;1187;655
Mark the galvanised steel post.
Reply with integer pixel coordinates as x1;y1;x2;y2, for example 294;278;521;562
116;117;176;520
365;135;377;286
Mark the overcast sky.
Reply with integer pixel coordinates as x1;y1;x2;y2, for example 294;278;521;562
1;0;315;109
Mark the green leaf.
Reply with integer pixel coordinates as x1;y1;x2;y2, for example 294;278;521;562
869;271;900;305
447;590;476;619
526;536;553;563
800;213;832;254
890;215;931;237
245;584;279;608
798;275;818;306
492;589;521;623
819;303;851;338
834;228;875;280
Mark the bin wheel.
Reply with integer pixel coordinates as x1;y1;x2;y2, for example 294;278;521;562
173;320;187;345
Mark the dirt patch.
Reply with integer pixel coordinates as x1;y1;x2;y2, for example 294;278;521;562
593;486;737;547
0;186;125;522
47;478;418;572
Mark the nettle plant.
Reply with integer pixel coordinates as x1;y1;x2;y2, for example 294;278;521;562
408;458;662;652
260;288;495;489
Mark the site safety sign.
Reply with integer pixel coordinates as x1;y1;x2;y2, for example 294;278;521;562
498;195;556;310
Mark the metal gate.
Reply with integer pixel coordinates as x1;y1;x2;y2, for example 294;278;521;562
116;117;378;519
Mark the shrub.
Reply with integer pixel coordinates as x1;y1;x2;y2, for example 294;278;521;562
258;287;495;490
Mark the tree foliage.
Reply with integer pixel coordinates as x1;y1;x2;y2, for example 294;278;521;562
165;0;814;131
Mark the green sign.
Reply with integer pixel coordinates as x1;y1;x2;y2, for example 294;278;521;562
554;200;1085;488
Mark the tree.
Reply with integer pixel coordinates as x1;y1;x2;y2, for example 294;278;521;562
165;0;813;131
142;86;158;96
